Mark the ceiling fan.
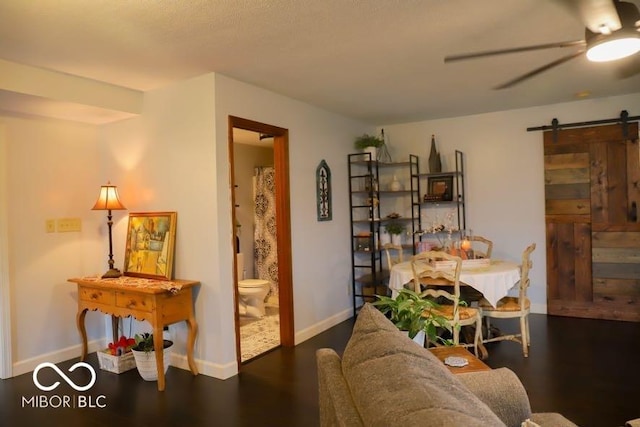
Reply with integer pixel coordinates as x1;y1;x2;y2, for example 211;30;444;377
444;0;640;89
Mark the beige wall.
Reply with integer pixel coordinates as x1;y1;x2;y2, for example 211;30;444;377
1;115;106;375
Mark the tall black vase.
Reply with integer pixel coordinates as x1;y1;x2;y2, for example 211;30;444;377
428;135;441;173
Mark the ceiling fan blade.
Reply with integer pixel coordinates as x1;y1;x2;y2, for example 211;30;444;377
444;40;585;63
494;49;585;89
614;53;640;79
554;0;621;33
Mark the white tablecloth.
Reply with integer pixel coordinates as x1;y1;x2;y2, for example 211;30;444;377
389;259;521;307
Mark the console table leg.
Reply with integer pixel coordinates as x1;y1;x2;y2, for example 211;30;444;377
76;309;88;361
153;325;165;391
111;316;119;344
186;315;199;375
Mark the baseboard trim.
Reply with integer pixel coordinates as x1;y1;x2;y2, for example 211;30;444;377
12;339;106;377
294;307;353;345
530;303;547;314
170;353;237;379
9;307;355;381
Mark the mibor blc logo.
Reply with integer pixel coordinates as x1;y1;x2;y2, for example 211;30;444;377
22;362;106;409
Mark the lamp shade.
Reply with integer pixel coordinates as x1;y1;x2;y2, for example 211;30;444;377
92;184;126;211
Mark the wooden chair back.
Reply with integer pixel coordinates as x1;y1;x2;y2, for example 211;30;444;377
383;243;404;272
518;243;536;308
470;235;493;259
410;250;462;306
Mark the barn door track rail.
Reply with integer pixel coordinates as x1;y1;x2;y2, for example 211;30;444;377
527;110;639;143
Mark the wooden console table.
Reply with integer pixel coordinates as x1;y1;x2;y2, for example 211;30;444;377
68;276;200;391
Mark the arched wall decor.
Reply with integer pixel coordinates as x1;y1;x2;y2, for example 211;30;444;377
316;160;332;221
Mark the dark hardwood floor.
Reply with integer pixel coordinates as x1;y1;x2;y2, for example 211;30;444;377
1;313;638;426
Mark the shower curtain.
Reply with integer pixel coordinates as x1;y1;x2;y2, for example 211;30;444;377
254;166;278;297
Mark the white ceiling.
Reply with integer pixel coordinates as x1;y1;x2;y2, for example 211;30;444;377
0;0;639;125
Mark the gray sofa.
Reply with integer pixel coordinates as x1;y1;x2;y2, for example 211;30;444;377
316;303;577;427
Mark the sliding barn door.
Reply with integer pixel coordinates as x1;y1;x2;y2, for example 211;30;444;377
544;122;640;321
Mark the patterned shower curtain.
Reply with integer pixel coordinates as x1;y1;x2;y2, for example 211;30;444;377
254;166;278;296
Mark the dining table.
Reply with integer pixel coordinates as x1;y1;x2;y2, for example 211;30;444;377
389;259;521;307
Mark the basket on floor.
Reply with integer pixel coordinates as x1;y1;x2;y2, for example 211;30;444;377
97;349;136;374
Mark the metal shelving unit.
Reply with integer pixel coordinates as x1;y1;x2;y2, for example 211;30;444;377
414;150;466;243
348;153;419;316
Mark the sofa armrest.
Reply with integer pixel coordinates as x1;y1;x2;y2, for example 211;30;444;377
457;368;532;427
316;348;363;427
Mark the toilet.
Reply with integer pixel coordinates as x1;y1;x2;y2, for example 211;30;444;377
236;253;271;318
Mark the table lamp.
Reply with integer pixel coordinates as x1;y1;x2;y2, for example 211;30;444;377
92;182;126;278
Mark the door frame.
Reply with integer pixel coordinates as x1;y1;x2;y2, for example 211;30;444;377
228;116;294;368
0;123;12;378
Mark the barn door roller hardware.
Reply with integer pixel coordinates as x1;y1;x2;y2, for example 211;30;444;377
527;110;639;143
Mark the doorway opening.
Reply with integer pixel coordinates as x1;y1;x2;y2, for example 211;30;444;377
228;116;294;368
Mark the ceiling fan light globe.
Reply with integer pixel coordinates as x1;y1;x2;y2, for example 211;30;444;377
586;36;640;61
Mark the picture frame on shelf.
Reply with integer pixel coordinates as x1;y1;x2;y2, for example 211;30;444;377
123;212;177;280
428;176;453;201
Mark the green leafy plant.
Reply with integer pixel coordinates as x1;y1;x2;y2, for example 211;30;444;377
385;221;405;235
133;333;172;353
372;288;452;344
354;133;384;150
133;333;155;352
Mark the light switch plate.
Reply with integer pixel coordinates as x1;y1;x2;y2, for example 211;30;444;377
57;218;81;232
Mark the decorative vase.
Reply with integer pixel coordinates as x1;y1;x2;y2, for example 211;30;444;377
389;175;403;191
131;340;173;381
391;233;402;246
428;135;442;173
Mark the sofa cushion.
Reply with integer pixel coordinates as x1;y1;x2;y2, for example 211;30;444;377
341;303;506;426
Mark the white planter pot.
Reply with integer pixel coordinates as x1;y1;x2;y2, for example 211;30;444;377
364;146;377;160
402;330;425;347
391;233;402;246
131;340;173;381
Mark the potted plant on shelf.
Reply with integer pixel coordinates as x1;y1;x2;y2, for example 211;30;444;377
354;133;384;160
131;332;174;381
385;221;405;246
372;288;452;347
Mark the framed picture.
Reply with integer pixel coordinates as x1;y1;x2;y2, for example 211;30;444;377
123;212;177;280
428;176;453;201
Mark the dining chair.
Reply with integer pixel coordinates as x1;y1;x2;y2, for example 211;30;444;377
378;243;404;296
383;243;404;272
410;251;483;357
470;235;493;259
479;243;535;357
